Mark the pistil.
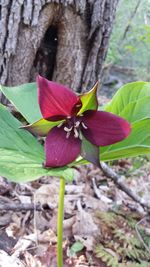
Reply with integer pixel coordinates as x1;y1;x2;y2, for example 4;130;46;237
63;117;87;140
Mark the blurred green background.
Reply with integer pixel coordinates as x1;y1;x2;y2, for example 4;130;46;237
107;0;150;81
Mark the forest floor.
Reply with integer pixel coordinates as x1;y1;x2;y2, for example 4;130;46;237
0;158;150;267
0;69;150;267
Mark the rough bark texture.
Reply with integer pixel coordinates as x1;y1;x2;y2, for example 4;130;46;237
0;0;119;99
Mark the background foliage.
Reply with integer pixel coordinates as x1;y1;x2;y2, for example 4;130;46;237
107;0;150;81
95;210;150;267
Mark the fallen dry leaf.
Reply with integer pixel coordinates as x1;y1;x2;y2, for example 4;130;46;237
34;184;58;209
0;249;25;267
72;201;99;250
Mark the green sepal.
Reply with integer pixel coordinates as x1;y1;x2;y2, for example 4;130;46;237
22;118;65;136
81;135;100;167
78;82;98;114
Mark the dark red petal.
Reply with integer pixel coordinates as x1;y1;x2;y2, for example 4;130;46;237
82;110;131;146
37;75;80;119
44;127;81;167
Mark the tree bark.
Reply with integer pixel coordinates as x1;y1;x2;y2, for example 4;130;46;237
0;0;119;101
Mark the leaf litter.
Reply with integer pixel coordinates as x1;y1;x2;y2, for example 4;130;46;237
0;158;150;266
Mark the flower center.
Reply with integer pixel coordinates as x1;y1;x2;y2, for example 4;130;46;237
57;115;88;139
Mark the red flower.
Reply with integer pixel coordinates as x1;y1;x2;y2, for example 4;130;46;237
24;76;131;168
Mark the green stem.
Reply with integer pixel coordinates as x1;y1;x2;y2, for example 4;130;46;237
57;177;65;267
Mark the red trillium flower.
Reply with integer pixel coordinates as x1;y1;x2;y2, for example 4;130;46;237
24;75;131;168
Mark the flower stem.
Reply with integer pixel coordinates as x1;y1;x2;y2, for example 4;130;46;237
57;177;65;267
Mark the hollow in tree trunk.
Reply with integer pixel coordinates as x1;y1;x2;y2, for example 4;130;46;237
0;0;119;103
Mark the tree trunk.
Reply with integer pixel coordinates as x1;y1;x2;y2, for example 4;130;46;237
0;0;119;102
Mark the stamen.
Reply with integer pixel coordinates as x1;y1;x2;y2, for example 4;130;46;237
74;121;80;128
57;122;64;128
64;126;73;132
76;104;81;107
67;116;71;119
79;114;83;117
81;122;88;129
74;128;79;138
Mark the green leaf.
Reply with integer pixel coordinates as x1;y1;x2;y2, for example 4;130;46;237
0;82;41;123
69;241;84;257
0;104;73;182
100;118;150;161
118;96;150;123
105;81;150;117
98;82;150;161
78;82;98;114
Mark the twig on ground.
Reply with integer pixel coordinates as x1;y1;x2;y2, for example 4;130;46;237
0;203;53;211
92;177;112;203
33;194;39;246
100;162;150;210
92;178;101;199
